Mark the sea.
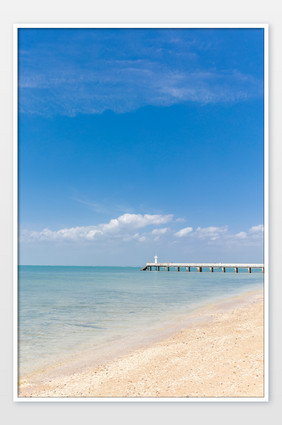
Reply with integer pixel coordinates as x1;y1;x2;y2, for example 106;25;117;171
18;265;263;378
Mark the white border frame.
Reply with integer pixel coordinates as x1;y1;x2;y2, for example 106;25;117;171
13;23;269;402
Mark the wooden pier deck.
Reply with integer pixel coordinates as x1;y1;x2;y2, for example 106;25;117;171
141;263;264;273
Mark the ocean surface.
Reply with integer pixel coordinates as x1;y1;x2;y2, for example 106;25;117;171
18;266;263;378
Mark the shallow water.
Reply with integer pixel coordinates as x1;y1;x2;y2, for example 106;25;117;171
18;266;263;377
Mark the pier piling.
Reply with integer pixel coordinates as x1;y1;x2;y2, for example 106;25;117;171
142;263;263;273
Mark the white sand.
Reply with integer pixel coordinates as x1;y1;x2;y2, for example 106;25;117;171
19;289;264;398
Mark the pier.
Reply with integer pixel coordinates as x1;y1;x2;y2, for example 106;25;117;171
141;263;264;273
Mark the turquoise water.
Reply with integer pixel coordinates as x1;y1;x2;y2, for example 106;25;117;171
18;266;263;377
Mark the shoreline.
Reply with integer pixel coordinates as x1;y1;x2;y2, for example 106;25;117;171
19;287;261;380
19;288;264;398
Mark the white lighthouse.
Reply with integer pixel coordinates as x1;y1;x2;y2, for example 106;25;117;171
154;255;158;264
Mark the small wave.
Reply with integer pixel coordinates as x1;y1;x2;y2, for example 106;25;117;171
73;323;106;330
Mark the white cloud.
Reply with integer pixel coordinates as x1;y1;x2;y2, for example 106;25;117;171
104;213;172;231
231;225;263;243
151;227;169;241
248;224;264;234
22;217;264;250
25;213;173;242
152;228;168;235
235;231;247;239
174;226;193;238
222;224;263;245
246;224;264;241
122;232;146;242
194;226;228;240
191;224;263;243
175;217;186;223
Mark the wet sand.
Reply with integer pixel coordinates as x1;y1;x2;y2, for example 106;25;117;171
18;289;264;398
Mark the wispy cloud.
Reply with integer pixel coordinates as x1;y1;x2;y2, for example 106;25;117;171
175;226;193;238
151;227;169;241
233;224;263;242
72;196;134;215
248;224;264;235
19;29;263;117
19;65;262;117
234;231;247;239
194;225;228;241
174;224;263;245
174;225;227;240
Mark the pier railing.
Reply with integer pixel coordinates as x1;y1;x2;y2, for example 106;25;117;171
141;263;264;273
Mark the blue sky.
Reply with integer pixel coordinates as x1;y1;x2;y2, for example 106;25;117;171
18;28;264;265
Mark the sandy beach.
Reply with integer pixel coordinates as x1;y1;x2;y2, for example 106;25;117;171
18;289;264;398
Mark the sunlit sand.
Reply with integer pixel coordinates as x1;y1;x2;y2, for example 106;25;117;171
19;289;264;398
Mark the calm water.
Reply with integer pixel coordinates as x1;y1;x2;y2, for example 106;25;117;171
18;266;263;377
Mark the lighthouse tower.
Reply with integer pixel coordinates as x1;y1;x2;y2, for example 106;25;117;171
154;255;158;264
